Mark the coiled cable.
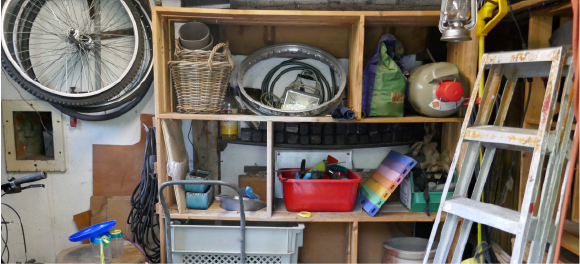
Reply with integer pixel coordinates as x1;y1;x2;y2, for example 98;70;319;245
127;127;160;263
260;59;336;104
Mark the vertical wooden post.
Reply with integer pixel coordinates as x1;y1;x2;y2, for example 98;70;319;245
572;169;579;222
520;14;553;211
192;120;220;195
444;28;479;262
349;16;365;119
350;221;359;264
444;29;479;163
159;215;166;263
266;121;274;218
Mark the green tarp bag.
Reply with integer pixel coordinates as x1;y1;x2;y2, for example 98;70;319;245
362;34;407;117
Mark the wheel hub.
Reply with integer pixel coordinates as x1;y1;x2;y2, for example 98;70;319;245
68;28;93;51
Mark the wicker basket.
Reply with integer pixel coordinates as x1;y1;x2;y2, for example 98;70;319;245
169;42;235;114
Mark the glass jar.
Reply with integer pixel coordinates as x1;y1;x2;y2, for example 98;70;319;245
445;0;471;23
110;229;124;258
90;233;112;264
221;86;239;140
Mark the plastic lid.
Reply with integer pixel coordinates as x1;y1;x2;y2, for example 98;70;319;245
90;233;111;244
110;229;123;238
69;220;116;242
436;81;463;102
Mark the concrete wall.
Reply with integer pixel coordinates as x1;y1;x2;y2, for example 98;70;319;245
1;71;156;262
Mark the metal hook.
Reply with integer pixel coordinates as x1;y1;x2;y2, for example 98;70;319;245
142;123;149;132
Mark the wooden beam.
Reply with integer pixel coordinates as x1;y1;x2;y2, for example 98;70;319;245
157;113;463;123
444;28;478;169
561;231;580;255
350;222;359;264
520;14;552;211
266;121;274;218
348;16;365;119
572;168;579;222
444;26;479;263
192;120;220;197
510;0;569;13
530;2;572;17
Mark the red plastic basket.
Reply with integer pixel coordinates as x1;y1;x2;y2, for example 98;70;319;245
278;168;362;212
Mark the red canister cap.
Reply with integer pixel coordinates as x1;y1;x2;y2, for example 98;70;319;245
436;80;463;102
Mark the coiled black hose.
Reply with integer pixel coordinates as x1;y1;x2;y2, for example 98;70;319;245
127;126;160;263
260;59;336;103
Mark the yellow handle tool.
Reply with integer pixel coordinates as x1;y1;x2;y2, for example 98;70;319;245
474;0;508;253
476;0;508;97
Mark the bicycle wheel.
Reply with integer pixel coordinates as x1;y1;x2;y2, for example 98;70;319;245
1;0;145;105
55;0;154;115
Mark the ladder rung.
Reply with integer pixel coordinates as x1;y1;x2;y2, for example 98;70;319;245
464;125;551;153
443;197;523;235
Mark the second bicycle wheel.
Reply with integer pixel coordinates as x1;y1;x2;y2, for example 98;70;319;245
2;0;145;105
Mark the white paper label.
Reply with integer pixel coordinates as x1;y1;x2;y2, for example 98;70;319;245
400;175;412;209
429;97;464;111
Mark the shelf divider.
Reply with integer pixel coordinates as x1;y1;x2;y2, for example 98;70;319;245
266;121;274;218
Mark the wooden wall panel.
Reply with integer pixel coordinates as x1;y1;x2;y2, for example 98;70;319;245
363;26;428;56
93;114;153;196
221;25;350;58
298;222;350;263
191;120;220;193
357;222;414;263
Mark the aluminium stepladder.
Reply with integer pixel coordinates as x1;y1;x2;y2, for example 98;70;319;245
423;46;576;264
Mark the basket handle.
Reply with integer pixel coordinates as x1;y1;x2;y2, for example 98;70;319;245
208;42;235;70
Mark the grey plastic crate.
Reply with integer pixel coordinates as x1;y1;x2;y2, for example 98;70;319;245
171;221;304;264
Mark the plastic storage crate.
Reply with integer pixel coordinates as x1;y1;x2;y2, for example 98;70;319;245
278;168;362;212
171;220;304;264
399;170;458;212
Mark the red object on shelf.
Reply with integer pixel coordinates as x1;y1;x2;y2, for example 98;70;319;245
436;80;464;102
278;168;362;212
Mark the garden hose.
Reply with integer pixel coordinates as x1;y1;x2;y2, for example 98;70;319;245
260;59;336;104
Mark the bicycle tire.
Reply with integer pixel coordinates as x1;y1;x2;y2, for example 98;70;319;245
2;0;145;106
60;0;153;113
50;86;149;121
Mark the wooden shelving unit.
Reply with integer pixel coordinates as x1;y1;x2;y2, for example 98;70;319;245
152;6;478;263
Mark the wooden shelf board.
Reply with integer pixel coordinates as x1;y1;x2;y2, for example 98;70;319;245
160;201;271;221
561;230;579;255
153;7;440;26
157;113;464;123
158;201;446;222
218;139;414;150
270;211;446;222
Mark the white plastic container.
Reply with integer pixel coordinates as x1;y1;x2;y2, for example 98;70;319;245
382;237;438;263
90;233;112;263
171;220;304;263
110;229;124;258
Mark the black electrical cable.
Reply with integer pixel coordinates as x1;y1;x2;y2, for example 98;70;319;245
506;0;527;50
261;59;336;104
127;127;160;263
271;66;334;100
2;215;9;264
505;79;533;186
1;204;26;263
